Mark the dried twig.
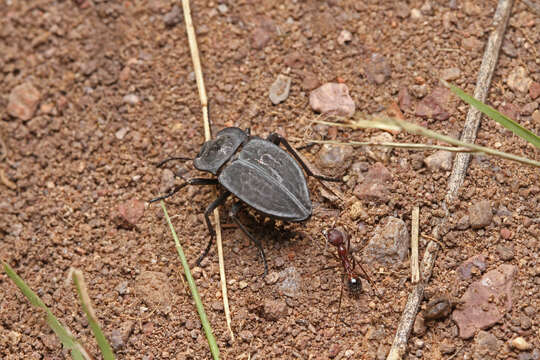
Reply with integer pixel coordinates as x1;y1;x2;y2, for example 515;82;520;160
410;207;420;284
386;241;439;360
386;0;514;358
446;0;514;203
182;0;234;342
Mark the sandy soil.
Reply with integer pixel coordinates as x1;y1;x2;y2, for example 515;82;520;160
1;1;539;359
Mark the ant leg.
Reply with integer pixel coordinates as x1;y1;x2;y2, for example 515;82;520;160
195;191;231;266
337;272;345;319
357;262;380;296
229;202;268;277
149;178;218;203
266;133;342;183
156;156;192;168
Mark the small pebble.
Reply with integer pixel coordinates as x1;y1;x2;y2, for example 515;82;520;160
163;5;182;27
337;29;352;45
507;66;533;94
424;150;453;171
269;74;291;105
7;83;41;120
424;296;452;320
529;82;540;100
123;94;140;105
410;8;422;20
115;127;129;140
309;83;355;117
441;67;461;81
217;4;228;14
365;53;391;85
265;271;280;285
411;84;428;99
511;337;532;351
469;200;492;229
500;228;512;239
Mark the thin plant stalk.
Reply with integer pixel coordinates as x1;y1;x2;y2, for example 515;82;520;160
71;269;115;360
160;201;220;360
182;0;234;341
2;261;92;360
314;117;540;167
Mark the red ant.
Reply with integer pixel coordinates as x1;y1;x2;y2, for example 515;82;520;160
323;228;377;317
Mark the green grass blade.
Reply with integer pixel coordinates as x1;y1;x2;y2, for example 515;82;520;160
160;201;220;360
2;261;92;360
72;269;115;360
446;82;540;148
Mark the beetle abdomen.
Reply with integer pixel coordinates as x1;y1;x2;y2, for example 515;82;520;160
219;139;311;221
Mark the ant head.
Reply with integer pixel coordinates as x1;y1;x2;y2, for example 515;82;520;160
324;228;345;246
347;277;363;294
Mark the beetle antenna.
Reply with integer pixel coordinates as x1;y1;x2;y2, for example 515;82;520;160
156;156;192;168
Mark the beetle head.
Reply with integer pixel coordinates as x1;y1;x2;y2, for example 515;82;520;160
193;127;248;175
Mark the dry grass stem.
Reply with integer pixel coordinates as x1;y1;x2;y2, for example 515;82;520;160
410;207;420;284
182;0;234;342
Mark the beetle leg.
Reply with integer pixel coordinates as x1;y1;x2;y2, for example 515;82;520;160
195;191;231;266
156;156;192;168
266;133;343;199
149;178;218;203
266;133;342;183
229;202;268;277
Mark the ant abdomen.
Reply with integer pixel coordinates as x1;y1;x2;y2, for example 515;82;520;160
347;277;363;294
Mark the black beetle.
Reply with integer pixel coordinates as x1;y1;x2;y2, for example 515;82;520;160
150;127;340;275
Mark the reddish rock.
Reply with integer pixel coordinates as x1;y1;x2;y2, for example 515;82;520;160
469;200;492;229
529;82;540;100
452;264;517;339
498;102;520;120
309;83;355;117
354;163;392;202
302;71;320;91
415;87;451;121
500;228;512;239
250;18;275;49
457;254;486;280
263;299;288;321
398;87;412;112
112;199;145;228
7;83;41;120
283;51;305;69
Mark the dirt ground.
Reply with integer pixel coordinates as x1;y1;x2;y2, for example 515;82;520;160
1;0;539;359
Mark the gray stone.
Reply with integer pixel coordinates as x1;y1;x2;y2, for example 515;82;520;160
364;132;393;162
507;66;533;94
269;74;291;105
279;267;302;298
471;331;501;360
363;217;409;265
317;144;354;177
424;150;453;171
365;53;391;85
